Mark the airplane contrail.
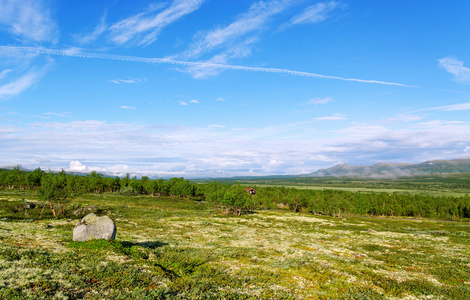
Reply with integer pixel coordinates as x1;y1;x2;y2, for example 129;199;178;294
1;46;419;87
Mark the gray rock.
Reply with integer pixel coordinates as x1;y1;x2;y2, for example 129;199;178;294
73;213;116;242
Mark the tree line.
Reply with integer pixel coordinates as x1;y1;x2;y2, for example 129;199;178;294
1;167;469;220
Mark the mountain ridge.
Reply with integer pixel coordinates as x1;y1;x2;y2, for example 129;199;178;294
307;158;470;179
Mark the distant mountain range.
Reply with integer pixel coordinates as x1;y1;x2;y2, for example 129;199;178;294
307;158;470;178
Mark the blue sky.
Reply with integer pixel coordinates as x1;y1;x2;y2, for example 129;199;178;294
1;0;469;178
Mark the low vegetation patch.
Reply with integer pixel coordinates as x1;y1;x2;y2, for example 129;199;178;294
1;188;469;299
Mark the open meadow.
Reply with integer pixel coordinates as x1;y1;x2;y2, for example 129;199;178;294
207;173;470;198
1;189;469;299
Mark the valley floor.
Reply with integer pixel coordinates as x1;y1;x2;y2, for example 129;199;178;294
1;192;469;299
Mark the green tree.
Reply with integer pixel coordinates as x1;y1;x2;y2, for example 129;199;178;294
27;167;45;189
37;172;74;217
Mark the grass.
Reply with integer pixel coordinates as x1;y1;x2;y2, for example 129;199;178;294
205;173;470;197
1;191;469;299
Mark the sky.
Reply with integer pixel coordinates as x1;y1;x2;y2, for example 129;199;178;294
0;0;469;178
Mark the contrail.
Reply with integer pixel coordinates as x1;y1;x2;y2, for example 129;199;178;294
1;46;418;87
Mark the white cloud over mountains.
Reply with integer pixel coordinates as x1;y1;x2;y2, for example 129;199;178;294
2;116;470;177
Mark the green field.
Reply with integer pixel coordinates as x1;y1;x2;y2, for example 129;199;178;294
1;189;469;299
203;173;470;197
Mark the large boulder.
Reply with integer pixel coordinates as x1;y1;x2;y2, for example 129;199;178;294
73;213;116;242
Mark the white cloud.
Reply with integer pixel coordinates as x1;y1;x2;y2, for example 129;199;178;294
0;68;43;99
109;0;205;46
303;97;332;105
315;113;346;121
70;160;87;172
183;0;292;58
0;41;53;100
74;13;108;45
427;102;470;111
0;0;57;43
4;46;419;87
120;106;136;110
2;119;470;177
110;78;145;84
176;0;297;78
216;97;227;101
385;114;423;123
282;1;342;29
209;124;225;128
43;112;70;117
0;69;12;80
438;56;470;83
179;99;199;105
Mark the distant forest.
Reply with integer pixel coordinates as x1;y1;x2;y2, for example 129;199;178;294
1;167;469;220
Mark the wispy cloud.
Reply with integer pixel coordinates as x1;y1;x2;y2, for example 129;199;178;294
303;97;333;105
74;12;108;45
108;0;205;46
315;113;346;121
0;67;47;99
179;99;199;105
280;1;343;30
438;56;470;83
120;106;136;110
183;0;292;58
3;46;419;87
0;0;57;43
382;114;423;124
426;102;470;111
182;37;258;78
43;112;70;118
110;78;146;84
0;69;13;80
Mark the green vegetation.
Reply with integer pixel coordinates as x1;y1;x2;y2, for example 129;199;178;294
1;167;470;298
2;167;470;220
202;173;470;197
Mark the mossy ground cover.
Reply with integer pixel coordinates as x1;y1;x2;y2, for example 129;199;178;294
1;191;469;299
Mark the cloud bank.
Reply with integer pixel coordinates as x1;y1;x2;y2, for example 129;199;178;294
2;117;469;177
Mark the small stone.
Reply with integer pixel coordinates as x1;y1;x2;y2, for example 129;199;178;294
73;213;116;242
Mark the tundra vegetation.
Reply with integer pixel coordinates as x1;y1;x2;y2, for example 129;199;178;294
0;167;469;299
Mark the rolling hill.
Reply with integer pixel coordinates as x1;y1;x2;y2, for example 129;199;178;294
308;158;470;178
